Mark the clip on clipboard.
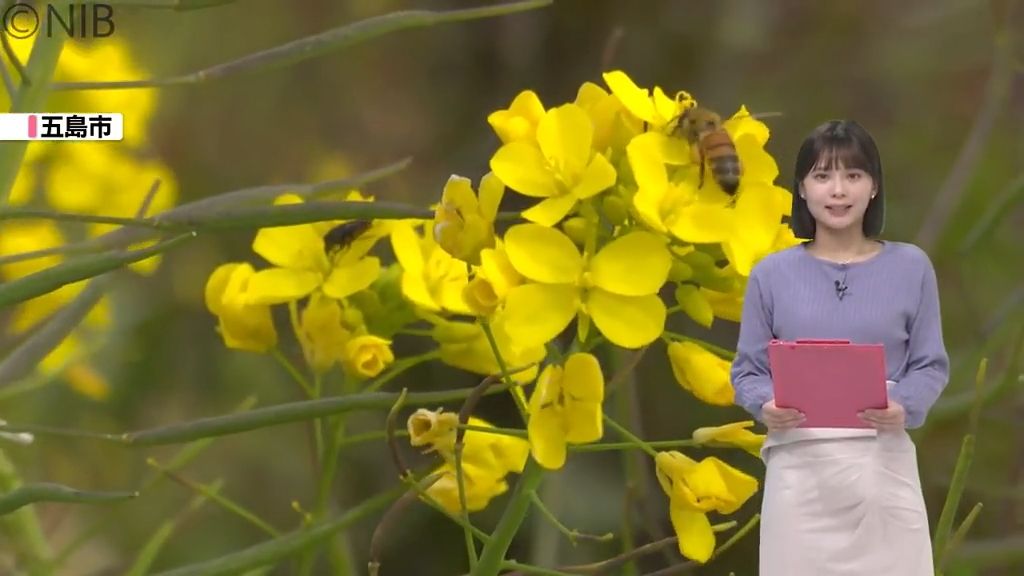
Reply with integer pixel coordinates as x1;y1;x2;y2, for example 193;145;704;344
767;339;888;428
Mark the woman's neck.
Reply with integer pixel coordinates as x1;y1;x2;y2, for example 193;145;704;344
806;230;881;263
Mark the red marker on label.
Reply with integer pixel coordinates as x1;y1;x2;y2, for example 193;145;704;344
28;114;37;139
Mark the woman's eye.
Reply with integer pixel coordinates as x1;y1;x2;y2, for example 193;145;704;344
848;173;861;180
813;173;828;181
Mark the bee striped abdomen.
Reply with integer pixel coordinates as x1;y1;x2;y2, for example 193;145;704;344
701;131;741;194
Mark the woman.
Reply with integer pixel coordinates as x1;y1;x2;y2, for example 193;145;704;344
730;119;950;575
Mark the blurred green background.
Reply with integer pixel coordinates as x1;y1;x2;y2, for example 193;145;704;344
1;0;1022;574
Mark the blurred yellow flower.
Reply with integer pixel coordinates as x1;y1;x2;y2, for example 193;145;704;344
430;318;542;384
204;262;277;353
655;451;758;563
667;341;734;406
410;412;530;514
296;293;350;373
424;461;510;514
527;353;604;470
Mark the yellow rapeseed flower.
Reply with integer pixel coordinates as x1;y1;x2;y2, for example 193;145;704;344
391;221;472;315
429;318;543;384
527;353;604;470
691;420;765;458
487;90;546;145
204;262;277;353
246;194;383;305
343;334;394;379
666;341;735;406
655;451;759;563
499;224;671;349
490;104;616;226
433;172;504;266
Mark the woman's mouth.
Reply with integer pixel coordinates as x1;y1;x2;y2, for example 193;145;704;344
826;205;852;217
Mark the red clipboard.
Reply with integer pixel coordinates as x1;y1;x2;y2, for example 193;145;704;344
767;339;888;428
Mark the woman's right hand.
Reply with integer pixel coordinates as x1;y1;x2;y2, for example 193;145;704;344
761;399;805;431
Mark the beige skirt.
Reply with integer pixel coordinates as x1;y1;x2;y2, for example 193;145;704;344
759;430;934;576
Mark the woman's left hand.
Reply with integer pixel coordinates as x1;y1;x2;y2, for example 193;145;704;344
859;401;906;431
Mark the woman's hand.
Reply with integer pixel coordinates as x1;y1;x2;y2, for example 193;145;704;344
761;399;805;432
859;401;906;432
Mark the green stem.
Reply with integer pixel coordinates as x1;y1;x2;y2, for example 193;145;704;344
662;331;735;359
454;440;479;570
480;319;529;422
0;448;52;576
529;492;612;545
364;350;442;393
614;349;640;576
0;34;66;205
458;423;528;439
602;414;658;458
147;459;280;537
473;458;545;576
0;208;172;229
570;439;700;452
271;348;314;398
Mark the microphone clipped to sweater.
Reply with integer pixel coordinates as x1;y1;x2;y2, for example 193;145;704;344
834;275;850;301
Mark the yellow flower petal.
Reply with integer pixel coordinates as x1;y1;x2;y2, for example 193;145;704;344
627;132;670;191
562;352;604;403
521;195;578;227
390;222;425;273
670;506;715;563
734;133;778;185
588;231;670;296
602;70;655;124
501;283;578;349
666;341;735;406
322;257;380;300
205;262;241;316
692;421;765;458
651;86;679;125
586;290;665;349
571;153;616;199
528;407;568;469
537;104;593;178
477;171;505;222
563;400;602;444
724;104;770;147
490;142;558;198
401;267;441;312
675;284;714;328
245;268;321;305
504;224;583;284
667;202;735;244
487;89;545;144
702;458;759;514
251;223;326;272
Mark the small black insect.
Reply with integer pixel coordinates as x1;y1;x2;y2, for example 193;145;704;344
324;220;373;254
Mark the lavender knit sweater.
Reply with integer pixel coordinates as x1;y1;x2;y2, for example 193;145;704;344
730;240;950;429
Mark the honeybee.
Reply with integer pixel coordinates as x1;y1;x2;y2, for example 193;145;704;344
673;106;742;195
324;219;373;255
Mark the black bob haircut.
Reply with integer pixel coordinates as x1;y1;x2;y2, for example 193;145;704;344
790;119;885;240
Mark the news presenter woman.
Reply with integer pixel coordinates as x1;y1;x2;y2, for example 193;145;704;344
730;120;950;576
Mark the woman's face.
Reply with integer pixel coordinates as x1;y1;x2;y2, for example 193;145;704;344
800;161;876;234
